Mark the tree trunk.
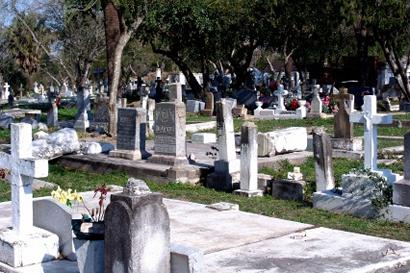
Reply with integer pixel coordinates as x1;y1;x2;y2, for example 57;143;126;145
108;33;132;135
377;40;410;101
177;60;203;98
230;45;257;89
104;1;121;96
354;24;370;87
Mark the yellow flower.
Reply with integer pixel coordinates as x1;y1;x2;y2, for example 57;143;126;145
71;191;84;202
51;187;83;208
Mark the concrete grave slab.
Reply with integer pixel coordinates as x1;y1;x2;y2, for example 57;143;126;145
204;227;410;273
2;197;410;272
164;199;312;254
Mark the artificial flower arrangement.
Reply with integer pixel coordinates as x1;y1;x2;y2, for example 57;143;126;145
51;185;109;239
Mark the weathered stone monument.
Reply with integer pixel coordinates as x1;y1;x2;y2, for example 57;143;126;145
109;108;149;160
168;83;183;102
0;123;58;267
74;88;90;132
309;86;323;117
234;122;262;197
47;100;58;128
331;88;362;151
313;127;335;191
271;167;306;201
105;178;170;273
207;99;240;191
350;95;401;183
148;102;188;167
201;91;214;116
257;127;308;157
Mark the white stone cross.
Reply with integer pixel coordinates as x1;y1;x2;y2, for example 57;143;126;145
3;82;10;100
274;84;288;112
1;123;48;235
350;95;400;183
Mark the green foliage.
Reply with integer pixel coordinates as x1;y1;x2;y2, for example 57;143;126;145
349;168;393;213
0;129;10;144
59;107;78;121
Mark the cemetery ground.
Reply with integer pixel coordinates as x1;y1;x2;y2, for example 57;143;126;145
1;162;410;244
0;107;410;242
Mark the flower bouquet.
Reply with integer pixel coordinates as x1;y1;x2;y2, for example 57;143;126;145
51;185;109;240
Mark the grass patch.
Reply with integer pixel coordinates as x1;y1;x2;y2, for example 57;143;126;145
234;118;334;133
0;129;10;144
59;107;77;121
186;113;215;124
260;158;363;200
378;139;404;149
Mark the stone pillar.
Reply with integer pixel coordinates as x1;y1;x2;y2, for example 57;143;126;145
207;99;240;191
47;102;58;128
74;88;90;132
393;132;410;206
313;128;335;191
109;108;149;160
148;102;188;166
215;99;238;169
234;122;262;197
105;178;170;273
310;88;322;116
147;99;155;135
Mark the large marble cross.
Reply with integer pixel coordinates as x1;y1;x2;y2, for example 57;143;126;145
1;123;48;234
274;84;288;112
350;95;400;183
3;82;10;100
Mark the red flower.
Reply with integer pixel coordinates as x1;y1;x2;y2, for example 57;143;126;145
289;99;299;110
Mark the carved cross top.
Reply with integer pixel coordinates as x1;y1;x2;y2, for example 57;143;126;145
0;124;48;235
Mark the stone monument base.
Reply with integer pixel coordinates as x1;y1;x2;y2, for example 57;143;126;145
148;154;189;167
306;113;326;119
74;120;89;132
206;171;240;192
109;149;150;160
234;189;263;198
331;137;363;151
393;179;410;206
200;109;213;116
372;168;402;184
385;205;410;224
214;159;240;174
166;166;201;184
0;227;59;267
312;190;378;218
271;179;306;201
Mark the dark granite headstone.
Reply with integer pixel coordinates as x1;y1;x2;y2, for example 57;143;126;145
94;97;110;123
105;179;170;273
109;108;148;160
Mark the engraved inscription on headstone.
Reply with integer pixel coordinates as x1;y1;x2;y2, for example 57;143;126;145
155;104;176;155
117;109;137;150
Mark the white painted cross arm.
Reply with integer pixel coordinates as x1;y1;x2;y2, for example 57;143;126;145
350;111;393;126
0;123;48;178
